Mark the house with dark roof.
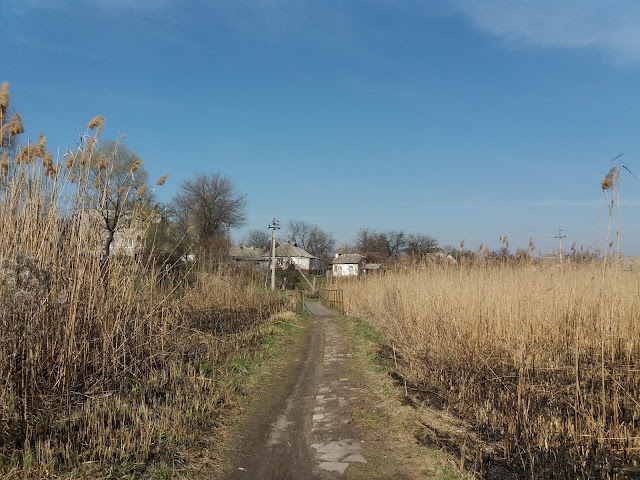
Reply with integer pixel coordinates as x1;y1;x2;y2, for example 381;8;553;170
261;242;326;274
331;253;368;277
229;244;269;268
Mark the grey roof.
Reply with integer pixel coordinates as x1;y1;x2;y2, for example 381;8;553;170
332;253;367;265
229;245;265;259
364;263;382;270
261;242;318;259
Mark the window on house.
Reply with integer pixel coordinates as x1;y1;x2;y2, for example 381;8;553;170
348;265;354;275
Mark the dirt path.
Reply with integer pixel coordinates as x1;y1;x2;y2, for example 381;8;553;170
224;302;368;479
218;302;466;480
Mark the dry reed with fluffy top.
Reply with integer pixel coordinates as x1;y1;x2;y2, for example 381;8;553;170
333;262;640;478
129;159;142;174
0;86;292;478
87;114;105;135
156;173;168;185
0;82;9;120
9;112;24;136
0;152;8;172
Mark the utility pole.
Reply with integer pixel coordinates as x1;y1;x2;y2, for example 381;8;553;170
268;218;280;291
554;228;566;262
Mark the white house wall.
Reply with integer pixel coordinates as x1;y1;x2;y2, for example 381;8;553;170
333;264;358;276
276;256;311;271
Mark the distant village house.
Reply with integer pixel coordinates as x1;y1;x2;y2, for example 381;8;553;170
330;253;382;276
229;244;268;268
261;242;326;274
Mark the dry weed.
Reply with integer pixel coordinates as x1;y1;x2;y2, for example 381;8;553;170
0;85;291;477
333;262;640;478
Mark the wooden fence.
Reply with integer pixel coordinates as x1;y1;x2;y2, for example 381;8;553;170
318;288;344;313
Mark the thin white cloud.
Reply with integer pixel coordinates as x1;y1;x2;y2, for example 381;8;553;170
447;0;640;63
9;0;640;66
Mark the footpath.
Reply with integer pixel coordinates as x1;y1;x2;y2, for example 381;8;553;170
216;302;466;480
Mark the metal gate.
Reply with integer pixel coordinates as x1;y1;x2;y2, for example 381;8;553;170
318;288;344;313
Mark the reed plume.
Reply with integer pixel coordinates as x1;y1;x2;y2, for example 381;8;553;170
42;151;53;170
97;153;109;171
10;112;24;136
0;112;24;144
156;174;168;186
0;152;8;175
0;82;9;121
86;136;96;154
65;153;76;169
87;115;105;135
0;124;9;143
33;133;47;159
602;167;617;191
130;160;143;174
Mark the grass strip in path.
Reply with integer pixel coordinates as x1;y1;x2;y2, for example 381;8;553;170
340;314;471;480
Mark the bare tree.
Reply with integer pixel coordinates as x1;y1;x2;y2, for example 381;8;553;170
354;228;378;254
380;230;406;257
286;220;335;258
242;228;271;250
171;172;247;252
355;228;407;258
287;220;313;250
406;233;438;256
306;227;336;259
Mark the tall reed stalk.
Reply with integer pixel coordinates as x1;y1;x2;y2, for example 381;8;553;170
0;85;291;477
333;260;640;478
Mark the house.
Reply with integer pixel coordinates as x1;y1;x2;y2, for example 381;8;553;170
422;249;458;265
261;242;326;274
79;209;146;258
331;253;368;276
540;252;569;263
229;244;268;268
363;263;383;274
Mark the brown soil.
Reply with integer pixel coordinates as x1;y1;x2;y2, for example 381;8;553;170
223;308;324;479
212;303;467;480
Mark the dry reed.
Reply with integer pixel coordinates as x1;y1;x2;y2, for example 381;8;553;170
333;261;640;478
0;86;291;478
156;174;168;186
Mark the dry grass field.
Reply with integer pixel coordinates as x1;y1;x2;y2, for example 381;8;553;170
0;85;292;478
332;261;640;478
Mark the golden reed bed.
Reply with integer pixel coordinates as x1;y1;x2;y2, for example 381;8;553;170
333;261;640;478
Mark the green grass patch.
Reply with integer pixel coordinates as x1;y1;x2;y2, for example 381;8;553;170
350;317;386;346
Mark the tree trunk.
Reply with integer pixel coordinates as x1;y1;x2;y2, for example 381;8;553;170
104;228;115;259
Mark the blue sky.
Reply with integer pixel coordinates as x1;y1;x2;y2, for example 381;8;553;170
3;0;640;255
